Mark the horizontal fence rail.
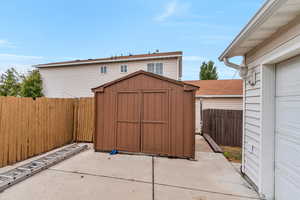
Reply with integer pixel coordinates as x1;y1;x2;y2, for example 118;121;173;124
0;96;94;168
202;109;243;147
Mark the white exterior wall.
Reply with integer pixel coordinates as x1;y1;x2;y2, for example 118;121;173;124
195;98;201;133
39;58;180;98
195;97;243;133
243;66;261;187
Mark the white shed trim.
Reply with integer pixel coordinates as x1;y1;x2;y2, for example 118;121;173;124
195;95;242;98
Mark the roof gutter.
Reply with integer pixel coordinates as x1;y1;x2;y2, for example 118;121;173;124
223;56;248;80
220;0;285;80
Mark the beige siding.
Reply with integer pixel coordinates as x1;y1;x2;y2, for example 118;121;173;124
39;58;179;98
201;97;243;110
195;97;243;133
195;98;201;133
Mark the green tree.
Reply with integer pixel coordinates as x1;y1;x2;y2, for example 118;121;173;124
0;68;21;96
20;70;44;98
199;61;218;80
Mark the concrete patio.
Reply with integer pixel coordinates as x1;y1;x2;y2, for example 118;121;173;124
0;137;259;200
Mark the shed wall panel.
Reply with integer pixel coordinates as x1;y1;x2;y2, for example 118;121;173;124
93;72;196;158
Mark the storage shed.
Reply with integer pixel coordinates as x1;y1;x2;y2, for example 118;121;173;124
92;70;198;158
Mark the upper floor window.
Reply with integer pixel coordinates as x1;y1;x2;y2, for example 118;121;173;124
147;63;163;75
100;66;107;74
120;65;127;73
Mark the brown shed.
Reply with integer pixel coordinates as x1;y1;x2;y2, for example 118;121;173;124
92;70;198;159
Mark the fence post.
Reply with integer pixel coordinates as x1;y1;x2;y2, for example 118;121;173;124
72;98;79;142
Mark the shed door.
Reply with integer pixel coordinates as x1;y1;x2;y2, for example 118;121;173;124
275;55;300;199
141;90;169;155
116;91;141;152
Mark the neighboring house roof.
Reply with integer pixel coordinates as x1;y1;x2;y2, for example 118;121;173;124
184;79;243;97
36;51;182;68
92;70;199;92
219;0;300;60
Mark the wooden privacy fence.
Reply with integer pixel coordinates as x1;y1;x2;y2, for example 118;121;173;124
0;96;94;168
202;109;243;147
73;97;94;142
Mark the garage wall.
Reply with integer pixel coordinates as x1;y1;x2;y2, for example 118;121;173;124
243;65;261;186
243;14;300;198
39;58;180;98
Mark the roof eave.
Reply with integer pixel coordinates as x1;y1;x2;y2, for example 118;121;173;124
218;0;284;61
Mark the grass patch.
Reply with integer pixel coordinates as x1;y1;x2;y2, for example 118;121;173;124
221;146;242;163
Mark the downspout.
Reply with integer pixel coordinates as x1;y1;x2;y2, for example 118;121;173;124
223;55;249;191
223;56;248;79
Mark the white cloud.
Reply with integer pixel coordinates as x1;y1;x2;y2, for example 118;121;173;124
183;56;207;62
0;53;43;61
155;1;177;22
154;0;190;22
0;40;16;48
0;53;44;73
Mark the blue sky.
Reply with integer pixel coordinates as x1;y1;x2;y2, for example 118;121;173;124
0;0;265;80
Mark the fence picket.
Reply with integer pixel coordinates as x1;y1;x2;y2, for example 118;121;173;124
202;109;242;147
0;96;95;168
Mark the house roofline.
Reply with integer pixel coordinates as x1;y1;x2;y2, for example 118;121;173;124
35;52;182;68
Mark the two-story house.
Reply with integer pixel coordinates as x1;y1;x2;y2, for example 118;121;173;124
36;51;182;97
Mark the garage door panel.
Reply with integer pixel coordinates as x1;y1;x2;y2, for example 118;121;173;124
275;55;300;200
275;173;300;200
276;56;300;97
276;97;300;137
275;134;300;177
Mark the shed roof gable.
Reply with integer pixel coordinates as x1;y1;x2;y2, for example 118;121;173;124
91;70;199;92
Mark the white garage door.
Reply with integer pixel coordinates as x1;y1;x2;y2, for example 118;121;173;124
275;55;300;200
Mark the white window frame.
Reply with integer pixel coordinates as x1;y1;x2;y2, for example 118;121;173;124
147;63;163;75
120;65;128;73
100;66;107;74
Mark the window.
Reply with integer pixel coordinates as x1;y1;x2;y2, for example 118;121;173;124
156;63;163;75
120;65;127;73
147;63;155;73
100;66;107;74
147;63;163;75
